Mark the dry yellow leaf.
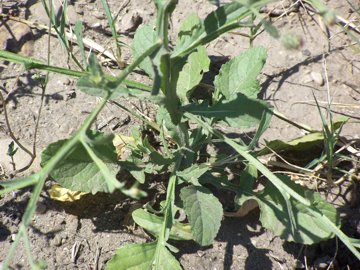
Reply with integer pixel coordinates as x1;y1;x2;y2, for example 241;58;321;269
113;134;136;160
48;184;88;202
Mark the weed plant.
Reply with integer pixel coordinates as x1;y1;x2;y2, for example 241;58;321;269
0;0;359;269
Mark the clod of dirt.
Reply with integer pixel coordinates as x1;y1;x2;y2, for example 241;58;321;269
35;202;47;215
50;234;63;247
117;10;143;35
92;10;105;20
302;49;311;57
0;21;33;55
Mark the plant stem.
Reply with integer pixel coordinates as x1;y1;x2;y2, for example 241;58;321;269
0;50;152;92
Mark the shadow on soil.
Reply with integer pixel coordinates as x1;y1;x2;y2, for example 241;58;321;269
175;210;300;270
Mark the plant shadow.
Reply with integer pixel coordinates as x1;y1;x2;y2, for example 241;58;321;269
175;209;301;270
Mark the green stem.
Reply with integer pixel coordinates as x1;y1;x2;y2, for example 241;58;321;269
0;50;152;92
153;160;180;265
155;0;177;49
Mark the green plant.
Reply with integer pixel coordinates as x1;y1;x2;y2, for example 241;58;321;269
1;0;360;269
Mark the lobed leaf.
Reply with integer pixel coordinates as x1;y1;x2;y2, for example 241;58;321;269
183;93;272;128
173;1;262;58
236;176;340;244
180;186;223;246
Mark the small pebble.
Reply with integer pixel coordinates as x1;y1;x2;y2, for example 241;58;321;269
117;11;143;34
197;250;205;257
91;22;102;29
11;233;17;242
313;256;331;269
310;71;324;86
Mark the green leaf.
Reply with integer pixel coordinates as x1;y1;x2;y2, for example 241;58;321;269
77;54;133;100
185;112;360;260
174;2;250;57
130;171;145;184
132;24;163;79
236;176;340;244
176;164;209;185
257;117;348;155
132;209;193;240
74;21;87;68
214;47;267;99
7;141;18;156
105;242;182;270
86;53;104;85
239;164;257;193
176;46;210;103
156;245;182;270
176;13;203;51
261;19;279;39
106;242;156;270
257;132;325;156
180;186;223;246
183;93;272;128
41;131;120;194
